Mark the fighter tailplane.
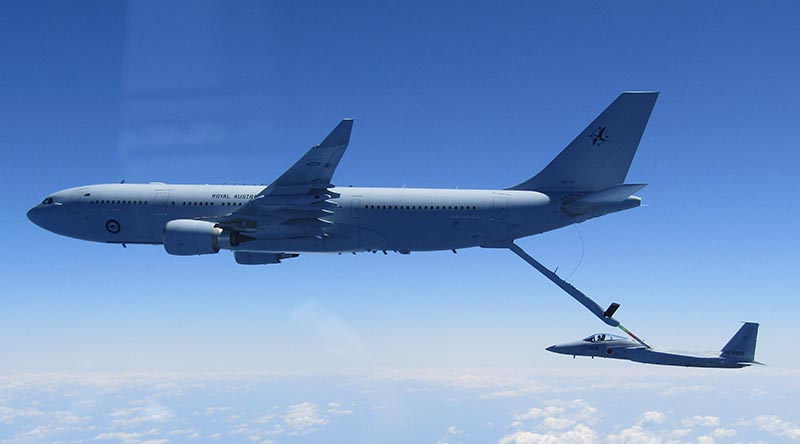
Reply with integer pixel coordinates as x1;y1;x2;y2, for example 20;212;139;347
721;322;762;365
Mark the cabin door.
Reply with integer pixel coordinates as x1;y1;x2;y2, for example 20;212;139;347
492;196;508;220
153;192;170;216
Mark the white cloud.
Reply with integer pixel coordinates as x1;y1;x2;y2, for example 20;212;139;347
0;406;92;441
605;425;661;444
110;400;171;427
668;428;692;439
0;406;43;424
696;427;736;444
637;411;666;425
739;415;800;439
501;401;599;444
203;406;234;416
325;402;353;415
1;370;799;444
436;425;464;444
283;402;328;435
711;427;736;439
253;414;276;424
682;415;720;428
514;399;598;426
540;416;575;431
660;385;713;396
499;424;597;444
94;431;143;443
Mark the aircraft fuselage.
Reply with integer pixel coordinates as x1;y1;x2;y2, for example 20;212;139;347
27;183;579;254
28;93;657;262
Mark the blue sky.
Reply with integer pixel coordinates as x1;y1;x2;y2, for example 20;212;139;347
2;1;800;442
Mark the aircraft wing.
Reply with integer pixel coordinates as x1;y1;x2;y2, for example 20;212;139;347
265;119;353;195
212;120;353;237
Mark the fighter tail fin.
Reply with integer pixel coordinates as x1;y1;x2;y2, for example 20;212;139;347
720;322;759;362
509;92;658;192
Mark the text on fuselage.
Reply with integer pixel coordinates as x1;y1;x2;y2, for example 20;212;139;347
211;194;256;200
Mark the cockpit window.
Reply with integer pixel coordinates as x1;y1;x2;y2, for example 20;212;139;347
583;334;612;342
42;197;54;205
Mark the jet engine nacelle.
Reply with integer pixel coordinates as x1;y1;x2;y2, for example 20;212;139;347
163;219;237;256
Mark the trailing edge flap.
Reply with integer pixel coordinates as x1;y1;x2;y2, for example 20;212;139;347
562;183;646;214
216;120;352;232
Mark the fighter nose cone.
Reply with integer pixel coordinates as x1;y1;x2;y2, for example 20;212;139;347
546;345;557;352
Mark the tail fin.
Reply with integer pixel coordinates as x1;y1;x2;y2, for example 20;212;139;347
720;322;759;362
509;92;658;192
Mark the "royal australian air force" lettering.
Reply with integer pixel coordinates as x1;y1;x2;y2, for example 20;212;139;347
211;193;256;200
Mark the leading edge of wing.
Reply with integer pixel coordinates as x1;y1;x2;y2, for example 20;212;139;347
269;118;354;193
213;120;352;233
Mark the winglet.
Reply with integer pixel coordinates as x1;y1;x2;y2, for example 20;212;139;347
320;119;354;147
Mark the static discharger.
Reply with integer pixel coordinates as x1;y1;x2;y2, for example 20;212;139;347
507;242;650;349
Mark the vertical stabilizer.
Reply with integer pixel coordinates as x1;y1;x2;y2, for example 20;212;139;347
509;92;658;192
721;322;759;362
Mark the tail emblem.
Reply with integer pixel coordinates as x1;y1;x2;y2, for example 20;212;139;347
590;126;608;146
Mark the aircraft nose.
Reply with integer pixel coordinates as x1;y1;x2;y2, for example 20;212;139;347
27;206;43;226
546;345;557;352
27;204;57;231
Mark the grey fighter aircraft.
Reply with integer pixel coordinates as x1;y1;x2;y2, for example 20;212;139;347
546;323;762;368
28;92;657;265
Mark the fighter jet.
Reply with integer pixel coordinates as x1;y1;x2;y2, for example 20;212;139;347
546;323;762;369
28;92;657;265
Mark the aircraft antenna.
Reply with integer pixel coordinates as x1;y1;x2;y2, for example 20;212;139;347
564;224;585;280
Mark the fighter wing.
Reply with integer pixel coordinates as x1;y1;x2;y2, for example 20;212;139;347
214;120;353;237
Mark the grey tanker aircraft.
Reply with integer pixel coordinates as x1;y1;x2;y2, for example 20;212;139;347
28;92;657;265
547;323;762;369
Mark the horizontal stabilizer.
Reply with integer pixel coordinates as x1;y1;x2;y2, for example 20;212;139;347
562;184;646;215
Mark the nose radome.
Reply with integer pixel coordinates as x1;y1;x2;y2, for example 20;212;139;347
27;206;41;226
546;345;557;352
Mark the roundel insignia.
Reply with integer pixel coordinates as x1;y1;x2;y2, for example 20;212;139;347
106;219;121;234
